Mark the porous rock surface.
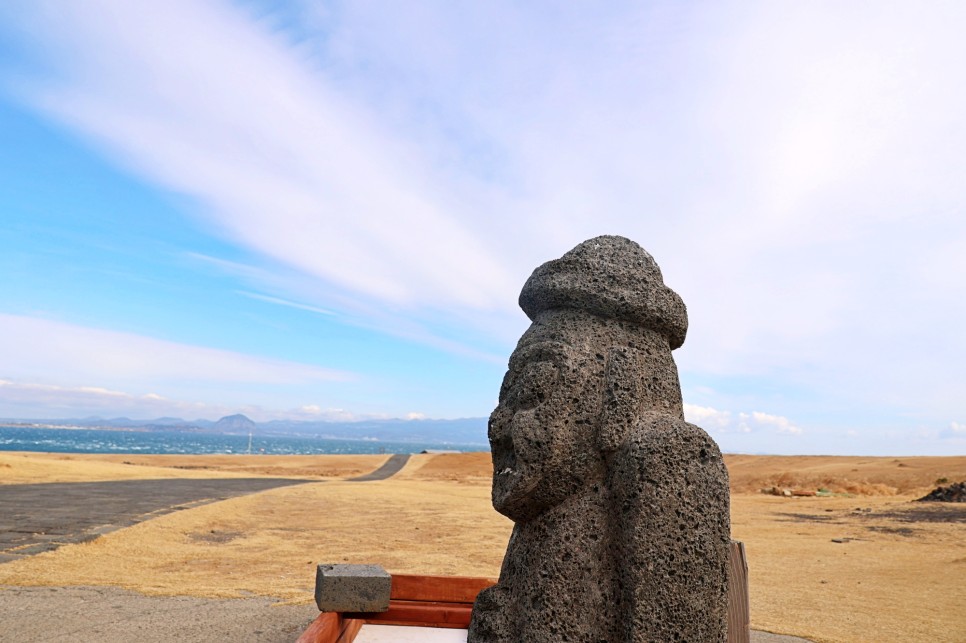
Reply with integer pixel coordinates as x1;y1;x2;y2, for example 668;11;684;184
468;235;731;642
314;563;391;613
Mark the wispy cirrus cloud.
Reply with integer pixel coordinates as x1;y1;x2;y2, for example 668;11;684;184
236;291;335;317
5;0;518;316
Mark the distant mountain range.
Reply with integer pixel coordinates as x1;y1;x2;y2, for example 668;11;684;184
1;413;489;446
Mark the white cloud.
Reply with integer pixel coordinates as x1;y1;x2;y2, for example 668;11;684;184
749;411;803;436
942;422;966;440
0;379;210;417
0;313;349;385
405;412;426;421
0;379;386;422
0;314;354;414
685;403;801;436
683;403;735;432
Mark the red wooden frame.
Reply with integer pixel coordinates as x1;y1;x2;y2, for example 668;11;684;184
298;574;495;643
295;612;364;643
299;541;750;643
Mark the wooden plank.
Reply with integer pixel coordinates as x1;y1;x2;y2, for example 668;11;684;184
296;612;365;643
346;600;474;629
296;612;342;643
336;618;364;643
727;540;751;643
390;574;496;604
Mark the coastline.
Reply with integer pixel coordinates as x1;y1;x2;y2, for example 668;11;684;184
0;425;487;457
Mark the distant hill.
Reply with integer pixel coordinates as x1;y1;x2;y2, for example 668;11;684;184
213;414;257;433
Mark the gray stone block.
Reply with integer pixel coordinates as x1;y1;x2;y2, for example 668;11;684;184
314;564;391;613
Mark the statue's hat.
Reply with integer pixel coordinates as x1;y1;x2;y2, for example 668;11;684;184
519;235;688;349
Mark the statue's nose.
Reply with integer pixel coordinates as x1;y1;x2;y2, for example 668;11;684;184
488;407;512;444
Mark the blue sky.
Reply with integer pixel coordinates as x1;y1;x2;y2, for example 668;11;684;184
0;1;964;455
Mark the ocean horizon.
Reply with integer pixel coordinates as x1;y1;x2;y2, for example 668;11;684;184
0;425;487;456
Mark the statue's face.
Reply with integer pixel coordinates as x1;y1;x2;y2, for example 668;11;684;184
488;318;603;522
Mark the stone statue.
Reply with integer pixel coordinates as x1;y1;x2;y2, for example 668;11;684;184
468;236;731;642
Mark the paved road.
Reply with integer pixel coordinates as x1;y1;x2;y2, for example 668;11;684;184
348;454;411;481
1;453;414;563
0;478;311;563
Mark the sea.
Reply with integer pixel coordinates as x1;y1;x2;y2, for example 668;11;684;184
0;425;487;456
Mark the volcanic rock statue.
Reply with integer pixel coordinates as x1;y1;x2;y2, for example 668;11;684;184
468;236;731;642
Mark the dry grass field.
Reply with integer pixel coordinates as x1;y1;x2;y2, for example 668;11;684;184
1;450;964;642
0;451;391;484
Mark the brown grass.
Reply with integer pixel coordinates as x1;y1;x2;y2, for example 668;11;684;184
0;451;390;484
725;454;966;496
1;451;965;642
397;451;493;483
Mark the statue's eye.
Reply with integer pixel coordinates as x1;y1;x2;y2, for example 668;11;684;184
505;360;559;410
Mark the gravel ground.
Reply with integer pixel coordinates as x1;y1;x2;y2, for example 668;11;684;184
0;585;318;643
0;585;813;642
